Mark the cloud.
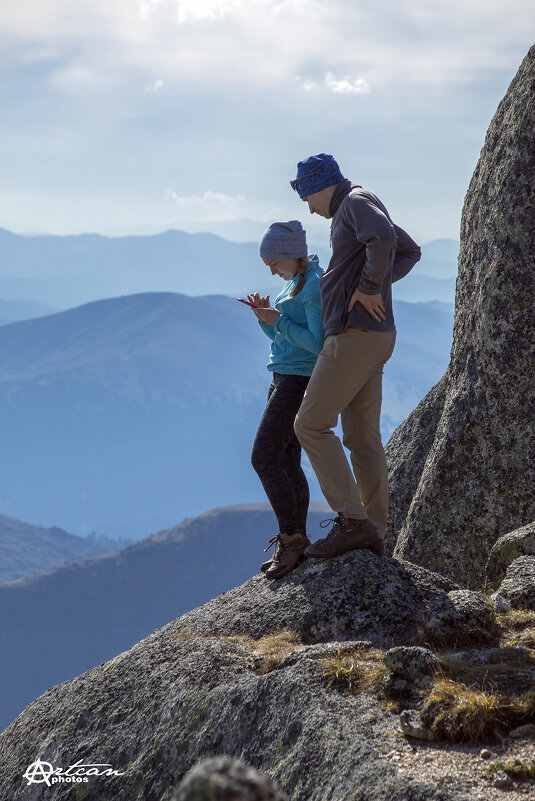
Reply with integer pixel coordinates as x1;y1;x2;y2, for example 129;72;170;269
324;72;370;95
175;0;243;23
140;0;245;23
294;75;318;92
296;73;370;95
165;188;245;206
1;0;534;243
164;189;257;222
50;63;119;90
1;0;534;95
161;188;322;236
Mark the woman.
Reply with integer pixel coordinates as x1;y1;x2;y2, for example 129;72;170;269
248;220;324;580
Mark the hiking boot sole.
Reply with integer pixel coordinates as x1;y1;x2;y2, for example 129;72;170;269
261;552;308;574
265;554;305;580
305;538;383;559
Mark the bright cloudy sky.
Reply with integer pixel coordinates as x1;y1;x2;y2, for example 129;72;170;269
0;0;533;244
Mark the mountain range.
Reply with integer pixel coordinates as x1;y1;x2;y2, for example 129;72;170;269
0;513;130;584
0;227;457;308
0;503;330;732
0;291;453;539
0;298;59;327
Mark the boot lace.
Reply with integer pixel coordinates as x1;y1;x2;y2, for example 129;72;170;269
264;534;286;560
319;516;344;540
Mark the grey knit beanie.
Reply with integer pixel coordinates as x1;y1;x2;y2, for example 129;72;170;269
259;220;307;260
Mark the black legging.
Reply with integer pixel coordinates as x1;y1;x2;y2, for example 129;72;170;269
251;372;310;534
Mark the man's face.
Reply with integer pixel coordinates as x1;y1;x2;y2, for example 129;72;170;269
304;185;336;219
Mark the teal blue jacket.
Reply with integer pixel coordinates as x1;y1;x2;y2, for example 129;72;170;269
259;255;325;376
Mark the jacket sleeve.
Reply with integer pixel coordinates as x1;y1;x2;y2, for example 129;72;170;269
392;224;422;283
273;283;325;355
258;320;276;341
345;195;397;296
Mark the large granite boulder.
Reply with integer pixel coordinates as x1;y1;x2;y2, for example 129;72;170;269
497;555;535;610
0;552;464;801
170;757;289;801
383;646;439;683
426;590;495;637
486;521;535;589
386;45;535;589
169;550;456;646
382;646;440;704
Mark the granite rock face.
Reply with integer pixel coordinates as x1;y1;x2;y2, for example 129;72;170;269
399;710;437;742
0;552;464;801
486;522;535;589
386;45;535;588
168;550;457;647
426;590;495;636
497;555;535;610
383;646;440;683
171;757;289;801
382;646;440;703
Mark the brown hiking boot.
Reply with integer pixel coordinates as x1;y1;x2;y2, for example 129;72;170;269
263;532;310;580
305;514;382;558
261;532;311;573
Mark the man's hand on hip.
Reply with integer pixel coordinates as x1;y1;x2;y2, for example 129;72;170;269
348;289;386;322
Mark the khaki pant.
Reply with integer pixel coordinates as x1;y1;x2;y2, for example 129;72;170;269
294;326;396;539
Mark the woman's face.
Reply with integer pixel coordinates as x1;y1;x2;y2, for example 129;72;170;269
262;257;300;280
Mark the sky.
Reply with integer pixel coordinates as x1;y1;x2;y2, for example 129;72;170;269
0;0;533;245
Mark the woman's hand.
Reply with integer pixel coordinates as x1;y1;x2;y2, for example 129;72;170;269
254;307;280;325
247;293;280;325
248;292;269;309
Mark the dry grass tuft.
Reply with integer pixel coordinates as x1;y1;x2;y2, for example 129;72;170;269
322;645;386;695
412;621;499;651
225;629;301;673
421;677;535;743
502;628;535;648
497;610;535;648
497;609;535;629
252;629;301;672
439;647;535;697
421;678;505;742
169;628;301;673
173;631;200;642
517;691;535;720
410;610;535;742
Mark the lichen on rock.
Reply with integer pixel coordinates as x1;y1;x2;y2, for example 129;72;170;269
486;522;535;589
0;551;464;801
498;556;535;610
386;45;535;589
384;646;440;683
170;757;289;801
426;590;495;638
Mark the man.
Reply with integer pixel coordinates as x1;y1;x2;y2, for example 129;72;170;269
290;153;421;559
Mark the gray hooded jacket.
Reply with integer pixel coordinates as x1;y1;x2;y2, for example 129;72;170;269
321;179;422;335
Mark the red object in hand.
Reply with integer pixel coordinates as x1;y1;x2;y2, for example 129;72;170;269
237;297;260;309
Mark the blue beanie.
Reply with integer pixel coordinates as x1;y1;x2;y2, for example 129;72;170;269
290;153;344;199
259;220;308;260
